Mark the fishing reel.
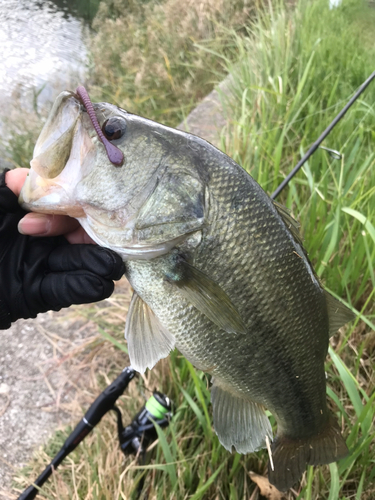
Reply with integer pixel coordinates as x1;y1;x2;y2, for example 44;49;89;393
18;367;173;500
115;391;172;457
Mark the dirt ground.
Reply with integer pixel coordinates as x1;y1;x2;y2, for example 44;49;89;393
0;79;230;498
0;311;100;495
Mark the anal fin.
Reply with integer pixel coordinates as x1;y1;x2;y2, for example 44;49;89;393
269;415;348;491
125;292;175;373
211;382;273;454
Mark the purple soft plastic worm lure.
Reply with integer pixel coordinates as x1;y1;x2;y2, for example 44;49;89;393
76;85;124;166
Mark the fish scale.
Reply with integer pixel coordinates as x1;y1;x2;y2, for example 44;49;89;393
20;90;353;490
127;148;328;431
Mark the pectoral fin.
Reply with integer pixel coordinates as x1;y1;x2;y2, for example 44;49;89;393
211;382;273;453
165;258;247;334
125;292;175;373
324;291;355;336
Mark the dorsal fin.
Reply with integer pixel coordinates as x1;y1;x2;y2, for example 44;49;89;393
324;291;355;336
273;201;304;247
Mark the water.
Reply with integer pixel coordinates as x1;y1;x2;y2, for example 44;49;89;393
0;0;97;152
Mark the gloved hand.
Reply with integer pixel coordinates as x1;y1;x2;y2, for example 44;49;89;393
0;169;125;329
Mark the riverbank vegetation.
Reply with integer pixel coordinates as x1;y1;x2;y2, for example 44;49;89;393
89;0;252;125
2;0;249;169
11;0;375;499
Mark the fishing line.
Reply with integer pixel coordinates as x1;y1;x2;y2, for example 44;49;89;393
271;70;375;199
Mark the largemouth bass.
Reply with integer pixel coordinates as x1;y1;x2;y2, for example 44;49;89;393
20;89;353;490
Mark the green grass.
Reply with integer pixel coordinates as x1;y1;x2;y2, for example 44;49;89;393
221;0;375;309
219;0;375;497
10;0;375;499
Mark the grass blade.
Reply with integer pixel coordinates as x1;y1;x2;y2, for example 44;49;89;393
99;327;128;353
342;207;375;244
329;347;366;415
328;463;340;500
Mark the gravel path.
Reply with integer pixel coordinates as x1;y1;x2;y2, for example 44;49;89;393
0;311;101;498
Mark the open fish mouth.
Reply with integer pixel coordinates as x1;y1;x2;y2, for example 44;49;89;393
19;90;94;217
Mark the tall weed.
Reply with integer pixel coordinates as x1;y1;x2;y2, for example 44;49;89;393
221;1;375;496
222;0;375;303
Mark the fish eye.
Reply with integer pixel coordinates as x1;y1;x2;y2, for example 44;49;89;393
102;116;127;141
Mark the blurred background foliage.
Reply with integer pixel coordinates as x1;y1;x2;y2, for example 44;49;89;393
89;0;254;124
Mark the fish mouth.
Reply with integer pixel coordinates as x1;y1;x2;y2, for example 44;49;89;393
19;169;85;217
19;91;95;218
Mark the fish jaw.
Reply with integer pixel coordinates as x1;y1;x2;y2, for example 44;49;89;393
19;92;95;219
78;214;190;260
19;168;85;217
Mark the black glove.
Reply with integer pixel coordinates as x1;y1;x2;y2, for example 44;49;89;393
0;170;125;329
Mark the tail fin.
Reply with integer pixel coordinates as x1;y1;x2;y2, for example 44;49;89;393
268;416;348;491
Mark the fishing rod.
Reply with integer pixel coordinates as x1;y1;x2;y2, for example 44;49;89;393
271;70;375;199
17;368;173;500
